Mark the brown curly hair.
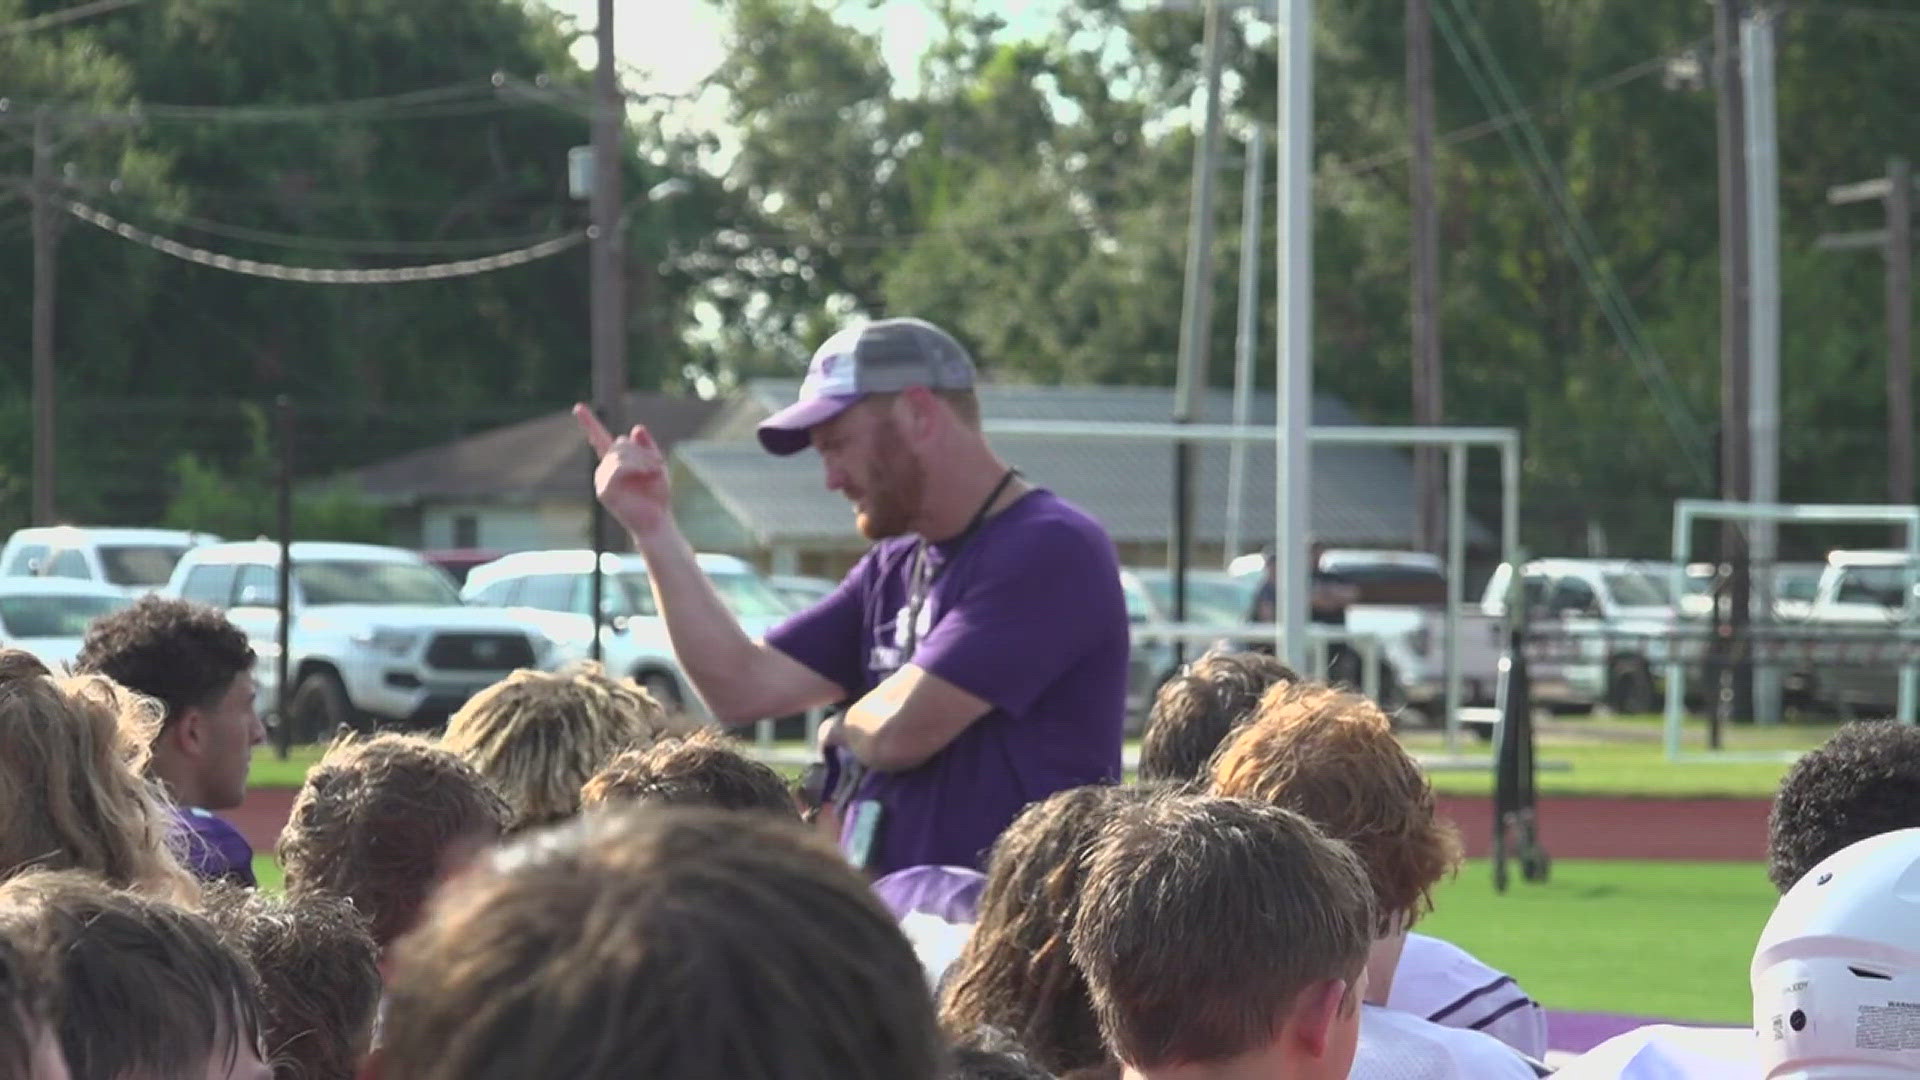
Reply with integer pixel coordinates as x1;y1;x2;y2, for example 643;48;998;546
1208;681;1461;933
277;733;509;949
442;662;691;832
937;784;1155;1077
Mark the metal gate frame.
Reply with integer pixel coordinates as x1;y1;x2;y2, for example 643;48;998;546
981;418;1521;752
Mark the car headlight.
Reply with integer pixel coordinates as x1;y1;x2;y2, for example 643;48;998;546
350;628;421;657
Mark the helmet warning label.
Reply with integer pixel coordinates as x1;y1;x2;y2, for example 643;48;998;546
1857;1003;1920;1051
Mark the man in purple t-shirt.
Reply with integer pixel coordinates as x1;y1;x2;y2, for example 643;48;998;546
76;597;266;886
577;317;1128;875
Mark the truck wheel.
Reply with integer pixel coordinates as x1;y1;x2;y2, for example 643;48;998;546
290;670;354;743
635;669;684;713
1607;658;1659;716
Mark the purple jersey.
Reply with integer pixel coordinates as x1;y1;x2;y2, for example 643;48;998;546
872;865;988;925
171;806;256;887
767;489;1127;875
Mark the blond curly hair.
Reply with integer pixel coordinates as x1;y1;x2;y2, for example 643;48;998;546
0;658;199;904
442;661;691;832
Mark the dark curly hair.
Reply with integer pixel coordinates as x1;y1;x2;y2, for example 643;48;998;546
202;882;382;1080
74;596;255;724
946;1027;1055;1080
1768;720;1920;893
581;728;797;817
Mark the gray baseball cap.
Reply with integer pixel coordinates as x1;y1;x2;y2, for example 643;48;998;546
756;317;978;456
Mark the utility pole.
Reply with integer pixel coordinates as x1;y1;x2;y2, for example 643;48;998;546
1713;0;1753;729
30;111;59;525
1743;7;1782;726
1889;157;1913;505
1819;162;1916;506
1170;0;1228;660
1224;126;1265;568
1408;0;1444;555
590;0;626;438
587;0;624;653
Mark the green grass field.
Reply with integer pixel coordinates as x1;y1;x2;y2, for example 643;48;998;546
1424;859;1776;1023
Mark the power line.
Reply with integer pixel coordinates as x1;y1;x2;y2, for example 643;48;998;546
63;199;587;283
98;199;577;257
0;0;146;38
0;81;505;126
1325;40;1711;180
1432;0;1715;486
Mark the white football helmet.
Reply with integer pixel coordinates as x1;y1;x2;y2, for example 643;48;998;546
1751;827;1920;1078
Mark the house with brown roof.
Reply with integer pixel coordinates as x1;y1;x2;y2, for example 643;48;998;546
341;392;723;552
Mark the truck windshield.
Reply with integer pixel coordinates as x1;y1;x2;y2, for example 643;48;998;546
296;561;461;606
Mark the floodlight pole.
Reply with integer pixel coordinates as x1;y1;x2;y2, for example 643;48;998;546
1275;0;1314;677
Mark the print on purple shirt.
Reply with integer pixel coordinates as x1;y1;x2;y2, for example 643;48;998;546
171;805;257;887
767;488;1129;876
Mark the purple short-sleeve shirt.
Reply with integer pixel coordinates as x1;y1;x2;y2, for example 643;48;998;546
766;489;1128;876
171;806;257;887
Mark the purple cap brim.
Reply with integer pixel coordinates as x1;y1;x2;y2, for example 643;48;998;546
756;394;864;455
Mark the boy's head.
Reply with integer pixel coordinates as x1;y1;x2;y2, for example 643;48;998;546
1769;720;1920;893
75;597;263;812
939;784;1156;1077
0;928;67;1080
276;734;509;949
0;670;199;904
380;807;946;1080
1208;682;1461;935
1068;795;1374;1079
202;884;382;1080
442;662;689;832
580;728;797;816
0;870;267;1080
1139;651;1299;783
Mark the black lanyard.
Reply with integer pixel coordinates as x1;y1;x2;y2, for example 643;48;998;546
902;467;1021;658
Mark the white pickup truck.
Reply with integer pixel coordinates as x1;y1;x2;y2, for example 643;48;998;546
1313;549;1505;720
1480;558;1679;714
1791;550;1920;714
1229;549;1503;720
165;540;558;739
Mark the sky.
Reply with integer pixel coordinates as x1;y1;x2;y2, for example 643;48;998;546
540;0;952;101
534;1;1094;108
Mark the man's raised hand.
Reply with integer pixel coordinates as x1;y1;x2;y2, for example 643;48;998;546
574;403;675;542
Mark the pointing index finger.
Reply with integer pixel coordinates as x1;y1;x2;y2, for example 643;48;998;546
574;403;614;455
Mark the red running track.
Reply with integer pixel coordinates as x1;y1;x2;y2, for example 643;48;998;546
233;787;1771;863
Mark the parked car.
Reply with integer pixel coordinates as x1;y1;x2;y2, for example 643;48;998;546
767;574;839;612
0;577;133;670
421;548;506;586
461;550;790;714
165;541;557;740
1481;558;1679;714
1;526;220;593
1678;560;1826;620
1119;568;1258;729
